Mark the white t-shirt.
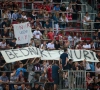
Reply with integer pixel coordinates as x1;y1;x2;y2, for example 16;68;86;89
83;44;91;49
60;17;68;22
96;67;100;74
74;36;81;45
33;30;42;39
41;44;47;49
83;16;90;25
22;15;27;20
86;62;91;70
68;35;73;41
47;43;55;49
0;42;6;48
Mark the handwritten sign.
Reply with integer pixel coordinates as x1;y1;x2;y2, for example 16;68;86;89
13;22;33;44
0;47;99;63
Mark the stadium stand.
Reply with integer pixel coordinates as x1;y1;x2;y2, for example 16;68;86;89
0;0;100;90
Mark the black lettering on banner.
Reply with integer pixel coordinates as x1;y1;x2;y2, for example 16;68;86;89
74;50;81;59
83;50;91;60
38;48;47;57
12;49;23;58
28;47;37;55
90;51;96;60
36;48;39;55
47;50;51;57
5;51;15;59
67;49;73;59
19;48;29;56
58;50;63;55
31;47;38;55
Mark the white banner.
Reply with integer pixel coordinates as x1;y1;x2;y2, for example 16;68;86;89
13;22;33;44
0;47;99;63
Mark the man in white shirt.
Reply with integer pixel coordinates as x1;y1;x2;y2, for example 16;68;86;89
33;27;42;39
47;40;55;50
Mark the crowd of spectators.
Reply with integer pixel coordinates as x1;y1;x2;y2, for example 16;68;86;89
0;0;100;90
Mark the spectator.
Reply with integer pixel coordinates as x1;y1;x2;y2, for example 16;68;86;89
66;59;73;70
44;21;51;29
10;69;18;83
34;19;42;29
52;61;60;90
31;83;43;90
72;5;78;20
40;41;47;50
37;10;44;27
53;12;59;35
9;29;14;38
10;69;18;90
1;18;9;28
66;4;73;13
44;11;49;21
21;11;27;20
2;27;9;38
53;4;60;11
39;72;47;90
0;39;6;50
1;10;8;19
16;62;27;76
83;12;91;36
47;40;55;50
47;28;54;40
0;72;9;90
31;10;37;20
96;62;100;75
42;31;48;40
86;72;94;88
34;58;41;71
60;3;66;12
59;13;68;29
76;0;82;11
17;10;22;19
82;41;91;49
43;2;51;11
54;40;60;50
4;84;10;90
60;48;68;70
33;27;42;39
47;61;53;82
94;12;100;29
68;32;74;47
73;33;81;46
12;10;18;21
17;70;26;82
7;9;12;20
30;38;35;47
37;10;44;21
9;38;17;49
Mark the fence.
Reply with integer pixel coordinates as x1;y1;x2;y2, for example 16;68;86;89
59;70;100;90
0;70;99;90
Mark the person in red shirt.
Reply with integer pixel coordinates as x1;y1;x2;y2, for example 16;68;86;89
47;62;53;82
47;61;53;90
47;28;54;40
45;2;51;11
